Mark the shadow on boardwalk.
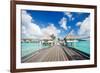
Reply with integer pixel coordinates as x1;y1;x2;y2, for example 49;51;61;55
21;44;90;63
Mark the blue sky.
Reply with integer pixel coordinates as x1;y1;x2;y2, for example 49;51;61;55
21;10;90;39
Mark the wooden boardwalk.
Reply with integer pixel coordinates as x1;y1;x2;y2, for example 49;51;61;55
22;45;89;63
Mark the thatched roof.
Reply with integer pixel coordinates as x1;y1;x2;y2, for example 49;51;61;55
66;35;79;40
65;30;80;40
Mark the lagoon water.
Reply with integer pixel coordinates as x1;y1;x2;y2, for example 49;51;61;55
67;40;90;54
21;42;50;57
75;40;90;54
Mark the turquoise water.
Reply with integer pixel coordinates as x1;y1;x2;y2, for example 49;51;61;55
67;40;90;54
21;42;50;57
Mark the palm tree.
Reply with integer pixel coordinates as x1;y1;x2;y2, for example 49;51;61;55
64;37;67;42
50;34;55;40
50;34;56;45
64;37;67;46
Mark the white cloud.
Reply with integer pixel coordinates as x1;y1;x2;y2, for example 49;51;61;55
21;10;42;39
68;30;75;36
64;12;72;19
42;24;61;37
22;10;32;26
78;16;90;37
72;17;75;21
21;10;60;39
68;26;71;29
64;12;75;21
76;22;82;27
59;17;67;30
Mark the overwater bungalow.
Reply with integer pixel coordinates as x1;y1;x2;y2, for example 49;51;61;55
65;32;80;48
66;35;79;42
21;39;34;43
40;36;54;46
21;35;55;47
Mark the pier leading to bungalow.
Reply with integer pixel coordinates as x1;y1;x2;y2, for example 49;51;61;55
21;44;90;63
21;32;90;63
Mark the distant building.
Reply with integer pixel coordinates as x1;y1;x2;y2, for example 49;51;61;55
21;36;55;46
65;31;79;47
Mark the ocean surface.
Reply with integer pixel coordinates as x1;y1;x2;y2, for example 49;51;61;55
67;40;90;54
21;42;50;57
